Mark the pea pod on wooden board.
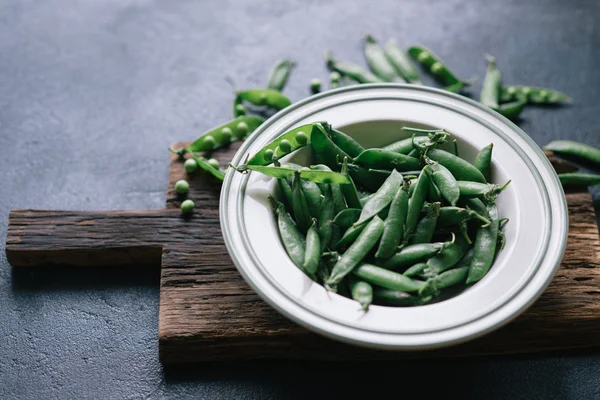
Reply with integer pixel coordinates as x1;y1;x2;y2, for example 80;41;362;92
266;59;295;92
237;89;292;110
325;50;384;84
500;85;572;105
407;45;473;88
326;216;385;290
384;39;421;84
426;148;486;183
170;116;265;155
233;95;246;118
408;202;440;245
354;264;425;293
246;123;313;165
354;170;404;226
544;140;600;168
558;173;600;187
480;55;501;110
364;34;406;82
238;164;350;185
353;149;421;171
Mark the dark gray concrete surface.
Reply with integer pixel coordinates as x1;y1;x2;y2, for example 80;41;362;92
1;0;599;398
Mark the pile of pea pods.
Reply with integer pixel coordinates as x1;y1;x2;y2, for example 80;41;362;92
234;122;510;309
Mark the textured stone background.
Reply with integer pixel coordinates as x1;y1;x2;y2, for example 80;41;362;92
1;0;599;398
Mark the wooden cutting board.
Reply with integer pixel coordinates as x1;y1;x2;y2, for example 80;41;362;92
6;144;600;363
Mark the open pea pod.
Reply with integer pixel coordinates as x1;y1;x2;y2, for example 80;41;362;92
170;116;265;155
238;89;292;110
246;123;315;166
408;45;473;89
189;152;225;181
239;164;350;185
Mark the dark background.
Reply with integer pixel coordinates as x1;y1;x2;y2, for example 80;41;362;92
1;0;600;398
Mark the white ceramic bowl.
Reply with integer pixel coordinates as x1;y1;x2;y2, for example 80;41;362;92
220;84;568;350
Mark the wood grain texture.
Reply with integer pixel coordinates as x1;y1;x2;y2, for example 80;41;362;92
6;141;600;363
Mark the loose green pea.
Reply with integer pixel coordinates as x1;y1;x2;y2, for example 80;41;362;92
181;199;194;214
417;52;430;63
279;139;292;153
207;158;220;169
264;148;274;161
236;122;249;138
310;78;321;93
296;131;308;145
175;180;189;194
430;62;443;75
203;136;215;150
221;127;233;142
234;104;246;116
329;71;341;83
184;158;198;173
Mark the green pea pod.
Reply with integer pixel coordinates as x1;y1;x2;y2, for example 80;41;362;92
349;165;389;192
266;59;295;92
359;192;375;207
457;180;511;202
375;182;409;259
384;39;421;84
272;198;306;273
424;234;470;277
276;178;294;215
558;173;600;187
354;263;425;293
437;206;491;228
233;95;245;118
428;179;443;203
419;266;469;296
299;179;323;218
372;288;432;306
408;202;440;245
467;206;499;284
310;164;347;213
462;197;488;217
348;275;373;311
497;99;526;120
364;34;406;82
408;45;471;87
456;247;475;268
426;161;460;206
426;148;486;183
380;241;449;271
382;135;431;154
340;157;363;209
354;170;404;227
405;166;431;239
403;262;428;278
303;219;321;275
238;89;292;110
543;140;600;168
333;208;361;229
335;221;367;249
500;85;572;105
353;149;421;171
444;79;476;93
318;185;334;252
474;144;494;182
246;123;314;165
189;153;225;181
291;171;312;233
326;216;385;290
171;116;265;155
310;123;351;170
325;50;384;84
480;55;501;110
322;123;365;158
240;164;350;185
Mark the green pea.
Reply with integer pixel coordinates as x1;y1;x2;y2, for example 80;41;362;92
295;131;308;145
234;104;246;116
221;127;233;142
417;51;430;63
331;81;340;89
181;199;194;214
236;122;249;138
538;90;549;100
279;139;292;153
207;158;220;169
203;136;215;150
264;148;274;161
175;180;189;194
329;71;341;83
430;62;443;75
310;78;321;93
184;158;197;173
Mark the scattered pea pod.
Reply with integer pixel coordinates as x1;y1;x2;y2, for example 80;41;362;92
500;85;572;105
266;59;295;92
497;99;527;120
170;116;265;155
544;140;600;168
238;164;350;184
407;45;473;89
237;88;292;110
382;135;430;154
325;50;384;84
383;39;421;84
364;34;406;82
480;55;501;110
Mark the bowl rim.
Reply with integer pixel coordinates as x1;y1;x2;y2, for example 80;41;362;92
220;83;569;349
